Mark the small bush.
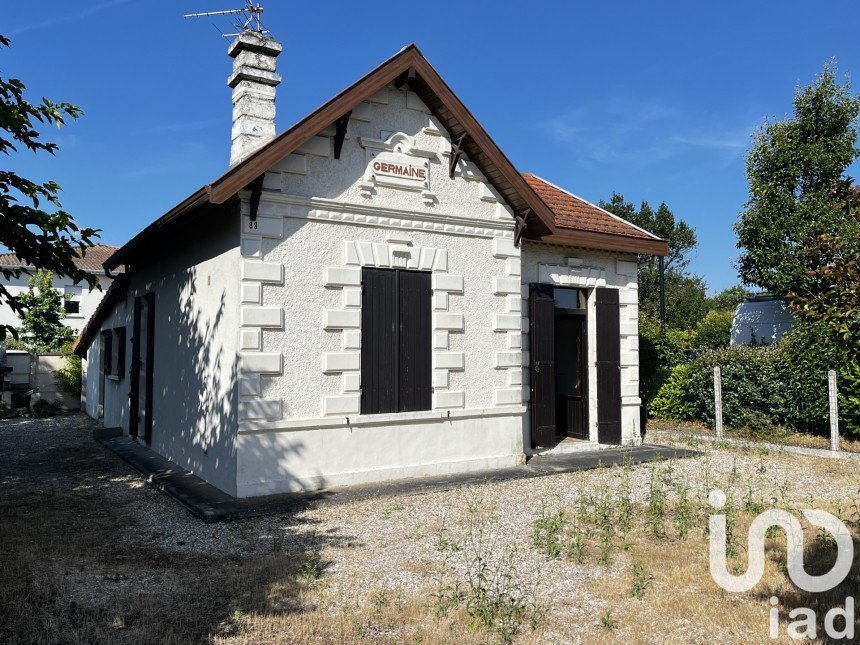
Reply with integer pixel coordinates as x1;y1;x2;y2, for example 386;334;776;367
692;310;733;349
30;399;62;418
55;343;82;397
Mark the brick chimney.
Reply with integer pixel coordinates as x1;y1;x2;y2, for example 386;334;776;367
227;32;282;166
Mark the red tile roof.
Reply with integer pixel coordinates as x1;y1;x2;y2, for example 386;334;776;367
523;174;660;241
0;244;119;273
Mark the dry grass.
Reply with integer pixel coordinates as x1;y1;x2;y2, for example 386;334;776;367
3;414;860;644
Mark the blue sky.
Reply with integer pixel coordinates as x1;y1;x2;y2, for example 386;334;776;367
6;0;859;292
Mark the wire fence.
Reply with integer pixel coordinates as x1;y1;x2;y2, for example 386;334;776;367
641;365;860;454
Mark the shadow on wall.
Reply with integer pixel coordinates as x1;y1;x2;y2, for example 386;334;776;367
145;208;313;497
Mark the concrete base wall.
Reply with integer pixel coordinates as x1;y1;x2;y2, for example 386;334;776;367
235;408;525;497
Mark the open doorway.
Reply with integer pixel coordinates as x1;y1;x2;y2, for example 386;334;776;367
554;287;588;440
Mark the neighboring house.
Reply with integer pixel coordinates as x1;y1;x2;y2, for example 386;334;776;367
731;295;794;346
0;244;119;334
73;37;667;498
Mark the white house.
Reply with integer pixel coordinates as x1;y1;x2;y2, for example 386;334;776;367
74;35;667;498
0;244;118;334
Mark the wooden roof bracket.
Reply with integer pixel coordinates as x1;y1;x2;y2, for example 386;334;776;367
333;110;352;159
394;67;416;88
249;174;265;222
449;132;468;178
514;208;531;247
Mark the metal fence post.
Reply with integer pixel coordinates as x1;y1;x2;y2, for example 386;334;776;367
828;369;840;452
714;366;723;439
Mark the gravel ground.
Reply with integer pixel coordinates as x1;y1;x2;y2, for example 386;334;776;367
2;413;859;633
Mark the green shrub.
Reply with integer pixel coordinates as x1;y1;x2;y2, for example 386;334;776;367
648;364;697;421
55;343;82;397
30;399;62;418
691;310;733;350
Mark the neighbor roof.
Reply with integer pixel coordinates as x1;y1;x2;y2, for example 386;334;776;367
0;244;120;273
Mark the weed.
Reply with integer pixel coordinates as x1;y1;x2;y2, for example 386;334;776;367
630;563;654;599
599;609;618;631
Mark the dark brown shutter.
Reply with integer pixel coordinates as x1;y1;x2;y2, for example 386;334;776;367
115;327;126;378
529;283;556;447
143;293;155;444
398;270;432;412
595;287;622;444
101;330;113;376
361;268;398;414
129;297;142;437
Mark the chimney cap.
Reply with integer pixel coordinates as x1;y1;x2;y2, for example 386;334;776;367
227;31;282;58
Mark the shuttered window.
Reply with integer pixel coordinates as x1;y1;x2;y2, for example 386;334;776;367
361;267;431;414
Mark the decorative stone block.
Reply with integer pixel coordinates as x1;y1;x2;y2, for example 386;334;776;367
242;261;283;283
494;387;522;406
271;153;307;175
239;375;261;397
505;258;521;277
342;240;360;266
434;390;465;409
493;314;520;332
342;330;361;350
324;309;360;329
324;394;360;415
241;235;262;258
342;372;361;393
343;287;361;308
241;214;283;238
239;399;282;421
432;249;448;273
433;331;449;350
493;351;522;369
240;352;282;374
493;277;520;295
433;312;464;331
239;329;261;351
506;334;522;350
324;266;361;287
241;282;261;304
322;352;360;373
506;295;521;313
241;306;283;328
296;135;330;157
492;237;519;258
507;369;523;387
431;273;463;293
433;370;449;389
434;352;464;370
351;101;372;122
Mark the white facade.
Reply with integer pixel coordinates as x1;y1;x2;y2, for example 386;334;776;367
731;298;794;346
83;80;644;498
0;272;113;334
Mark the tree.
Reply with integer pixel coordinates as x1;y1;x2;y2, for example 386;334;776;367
16;270;74;352
735;61;860;296
692;310;734;350
599;194;702;327
0;34;99;340
707;285;745;313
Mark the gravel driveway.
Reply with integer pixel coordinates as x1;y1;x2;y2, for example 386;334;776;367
2;413;858;643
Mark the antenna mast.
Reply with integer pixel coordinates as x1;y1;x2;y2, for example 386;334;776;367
183;1;267;37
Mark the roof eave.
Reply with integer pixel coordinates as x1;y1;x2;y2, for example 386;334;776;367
531;228;669;256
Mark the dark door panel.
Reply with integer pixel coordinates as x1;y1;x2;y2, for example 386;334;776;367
595;287;622;444
529;283;556;447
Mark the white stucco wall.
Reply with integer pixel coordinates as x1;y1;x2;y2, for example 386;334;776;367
83;212;242;495
520;242;641;447
232;84;528;496
0;273;113;334
731;299;793;346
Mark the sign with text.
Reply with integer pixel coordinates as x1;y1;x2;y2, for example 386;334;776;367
368;151;429;190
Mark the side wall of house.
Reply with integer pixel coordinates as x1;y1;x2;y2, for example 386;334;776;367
520;243;641;447
234;85;527;496
83;212;242;495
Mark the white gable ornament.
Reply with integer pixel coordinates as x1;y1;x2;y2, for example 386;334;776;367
358;132;438;203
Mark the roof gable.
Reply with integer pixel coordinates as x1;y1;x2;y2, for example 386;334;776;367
205;44;557;234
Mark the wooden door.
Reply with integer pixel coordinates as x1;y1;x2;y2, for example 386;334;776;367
529;283;556;447
129;293;155;443
595;287;622;444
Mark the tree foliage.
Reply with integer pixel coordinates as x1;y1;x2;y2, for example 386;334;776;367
16;270;74;352
599;194;703;328
735;61;860;296
0;34;99;339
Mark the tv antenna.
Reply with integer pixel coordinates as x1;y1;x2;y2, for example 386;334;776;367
183;1;268;38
